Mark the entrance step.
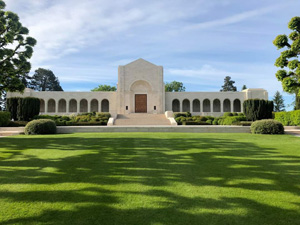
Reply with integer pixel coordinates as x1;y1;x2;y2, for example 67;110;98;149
114;114;171;126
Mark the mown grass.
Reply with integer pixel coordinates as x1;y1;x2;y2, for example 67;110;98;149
0;133;300;225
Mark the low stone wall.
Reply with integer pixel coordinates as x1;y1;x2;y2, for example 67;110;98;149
57;125;251;134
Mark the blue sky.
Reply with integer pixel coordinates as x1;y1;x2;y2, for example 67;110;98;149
5;0;300;110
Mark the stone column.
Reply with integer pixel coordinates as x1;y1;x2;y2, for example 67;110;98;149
77;101;80;113
231;101;234;113
87;100;91;113
210;101;213;113
55;101;59;113
66;100;69;113
45;99;48;113
99;100;101;112
220;100;223;113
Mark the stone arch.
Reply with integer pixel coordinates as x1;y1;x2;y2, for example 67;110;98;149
69;99;77;113
192;99;200;112
234;99;241;112
80;99;88;113
203;99;211;112
213;99;221;112
223;99;231;112
182;99;190;112
172;99;180;112
58;99;66;113
130;80;152;92
48;99;56;113
40;99;45;113
101;99;109;112
90;99;99;112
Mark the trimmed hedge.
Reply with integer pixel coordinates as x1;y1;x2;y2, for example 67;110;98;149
250;119;284;134
174;112;191;119
274;110;300;126
25;119;56;135
243;99;273;121
7;97;40;121
0;111;11;127
182;121;209;125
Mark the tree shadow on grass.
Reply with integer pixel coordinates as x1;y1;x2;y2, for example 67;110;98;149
0;134;300;224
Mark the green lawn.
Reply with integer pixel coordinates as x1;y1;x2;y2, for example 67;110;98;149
0;133;300;225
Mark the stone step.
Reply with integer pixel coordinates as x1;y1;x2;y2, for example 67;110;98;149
0;131;23;137
114;114;171;126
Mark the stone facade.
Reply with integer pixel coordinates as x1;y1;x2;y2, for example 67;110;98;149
7;58;268;117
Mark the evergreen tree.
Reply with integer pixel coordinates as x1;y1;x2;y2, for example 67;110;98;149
242;85;247;90
273;91;285;112
165;81;185;92
0;0;37;94
220;76;237;92
273;17;300;109
29;68;63;91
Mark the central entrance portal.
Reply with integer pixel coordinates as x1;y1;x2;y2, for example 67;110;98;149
135;94;147;113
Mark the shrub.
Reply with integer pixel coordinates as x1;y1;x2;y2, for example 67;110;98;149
220;116;247;125
206;119;212;125
223;112;233;117
7;97;19;120
25;119;56;135
238;113;245;117
7;97;40;121
212;119;219;125
174;112;189;119
233;112;238;116
274;110;300;126
8;121;28;127
182;121;209;125
239;121;253;126
251;119;284;134
243;99;273;121
17;97;40;121
0;111;11;127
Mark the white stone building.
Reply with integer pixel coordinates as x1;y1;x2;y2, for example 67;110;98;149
7;59;268;119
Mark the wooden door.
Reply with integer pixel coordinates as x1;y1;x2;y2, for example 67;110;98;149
135;94;147;113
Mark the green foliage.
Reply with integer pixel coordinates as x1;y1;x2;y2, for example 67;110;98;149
17;97;40;121
220;116;247;125
29;68;63;91
241;85;247;90
6;97;19;120
251;119;284;134
220;76;237;92
273;17;300;109
7;120;28;127
0;111;10;126
35;112;111;126
274;110;300;126
182;121;209;125
243;99;274;121
273;91;285;112
173;112;190;119
91;85;116;92
0;1;37;93
165;81;186;92
223;112;233;117
25;119;56;135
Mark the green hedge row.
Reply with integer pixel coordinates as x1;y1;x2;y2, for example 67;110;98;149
7;97;40;121
0;111;11;127
243;99;273;121
25;119;56;135
274;110;300;126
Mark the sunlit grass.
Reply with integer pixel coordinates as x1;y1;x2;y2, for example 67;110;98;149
0;133;300;225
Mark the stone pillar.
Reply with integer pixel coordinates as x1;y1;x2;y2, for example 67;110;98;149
231;101;234;113
210;101;213;113
45;99;48;113
220;101;223;113
77;101;80;113
66;100;69;113
55;101;59;113
88;100;91;113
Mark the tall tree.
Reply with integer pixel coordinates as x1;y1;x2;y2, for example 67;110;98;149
91;85;116;92
165;81;185;92
273;91;285;112
273;16;300;110
0;0;37;94
29;68;63;91
241;85;247;90
220;76;237;92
